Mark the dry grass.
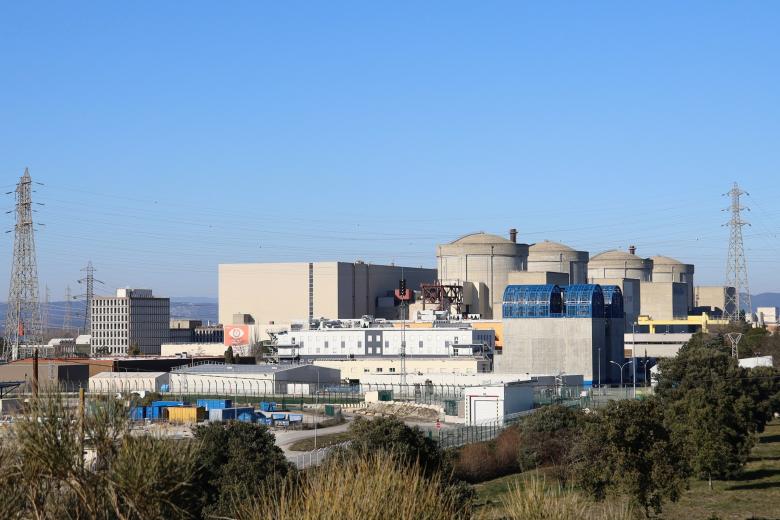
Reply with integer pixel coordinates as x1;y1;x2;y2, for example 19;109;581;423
494;477;637;520
233;451;469;520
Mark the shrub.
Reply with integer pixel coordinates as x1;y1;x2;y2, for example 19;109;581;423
341;416;445;475
193;421;294;516
452;427;521;483
517;405;584;483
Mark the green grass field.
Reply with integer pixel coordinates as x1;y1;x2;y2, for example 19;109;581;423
474;421;780;520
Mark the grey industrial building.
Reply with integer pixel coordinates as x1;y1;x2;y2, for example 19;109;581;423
495;284;624;385
91;289;170;356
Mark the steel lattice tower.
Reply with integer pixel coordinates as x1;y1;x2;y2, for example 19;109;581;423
724;182;751;322
77;261;102;334
4;168;43;359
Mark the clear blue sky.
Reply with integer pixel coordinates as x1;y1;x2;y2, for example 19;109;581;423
1;2;779;303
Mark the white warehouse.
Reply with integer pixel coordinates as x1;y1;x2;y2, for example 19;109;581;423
275;320;495;360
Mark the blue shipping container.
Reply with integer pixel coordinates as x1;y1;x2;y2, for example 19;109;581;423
271;413;287;421
130;407;144;421
288;414;303;423
260;402;277;412
151;401;184;408
196;399;233;410
145;406;153;419
259;417;273;425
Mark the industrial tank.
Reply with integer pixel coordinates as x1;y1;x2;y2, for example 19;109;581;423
527;240;589;284
437;230;529;319
587;247;653;282
650;255;695;308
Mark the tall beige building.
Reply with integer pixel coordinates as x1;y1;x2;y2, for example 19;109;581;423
218;262;436;337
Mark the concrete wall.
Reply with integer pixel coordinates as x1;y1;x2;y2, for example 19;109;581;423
695;286;736;316
312;357;490;379
640;282;688;320
507;271;570;286
0;361;90;387
496;318;620;384
588;278;640;328
218;262;435;338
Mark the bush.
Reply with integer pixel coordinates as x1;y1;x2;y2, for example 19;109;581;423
2;392;203;519
233;451;471;520
341;416;445;475
453;427;521;483
517;405;584;483
193;421;294;516
571;398;688;516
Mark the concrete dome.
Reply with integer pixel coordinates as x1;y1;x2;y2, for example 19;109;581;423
450;232;513;245
527;240;589;284
650;255;685;266
588;249;653;282
437;230;529;319
529;240;575;252
650;255;695;307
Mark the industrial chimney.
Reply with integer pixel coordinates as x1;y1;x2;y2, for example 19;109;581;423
629;245;636;255
509;228;518;243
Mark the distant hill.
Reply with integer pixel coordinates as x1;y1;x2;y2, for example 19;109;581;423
752;293;780;311
0;298;218;331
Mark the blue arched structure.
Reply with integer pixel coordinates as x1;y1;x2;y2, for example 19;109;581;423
600;285;624;319
562;284;605;318
502;284;564;318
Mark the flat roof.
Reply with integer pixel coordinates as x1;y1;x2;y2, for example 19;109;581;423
173;363;332;374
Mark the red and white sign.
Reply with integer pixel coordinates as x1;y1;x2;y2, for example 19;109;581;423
224;325;250;346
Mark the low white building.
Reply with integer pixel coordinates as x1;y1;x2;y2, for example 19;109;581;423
757;307;779;327
89;371;169;393
463;382;535;425
275;320;494;360
739;356;774;369
624;332;693;358
160;343;229;357
313;356;491;379
167;363;340;395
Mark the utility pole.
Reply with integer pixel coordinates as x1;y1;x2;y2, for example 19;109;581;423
4;168;43;360
76;261;104;335
724;183;751;322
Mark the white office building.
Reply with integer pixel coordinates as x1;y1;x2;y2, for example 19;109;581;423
91;289;170;355
275;318;495;360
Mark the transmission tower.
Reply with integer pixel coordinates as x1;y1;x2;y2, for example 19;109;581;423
723;182;752;322
63;285;73;332
77;261;104;335
3;168;43;360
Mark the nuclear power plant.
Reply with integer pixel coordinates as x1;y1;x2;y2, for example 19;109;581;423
215;228;735;386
